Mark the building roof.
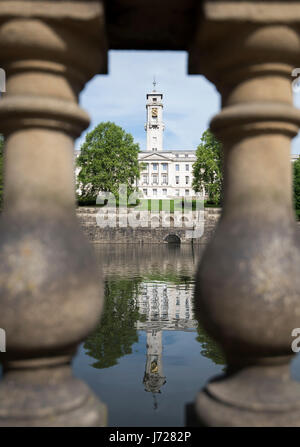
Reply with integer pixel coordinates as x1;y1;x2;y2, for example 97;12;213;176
139;150;195;153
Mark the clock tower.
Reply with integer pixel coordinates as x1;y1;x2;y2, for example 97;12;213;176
145;80;164;152
143;329;166;408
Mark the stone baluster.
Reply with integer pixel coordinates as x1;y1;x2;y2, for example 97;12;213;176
190;1;300;426
0;2;108;426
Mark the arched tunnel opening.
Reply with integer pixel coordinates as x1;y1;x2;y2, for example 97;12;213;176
164;234;181;244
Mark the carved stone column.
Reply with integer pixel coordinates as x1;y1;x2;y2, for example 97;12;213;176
190;1;300;426
0;2;108;426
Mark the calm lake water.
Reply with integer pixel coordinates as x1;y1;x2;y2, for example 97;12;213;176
73;244;225;427
71;244;300;426
2;243;300;426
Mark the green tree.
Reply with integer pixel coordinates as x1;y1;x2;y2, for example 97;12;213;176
196;324;225;367
192;129;223;205
293;157;300;217
0;135;4;207
84;277;144;369
77;121;141;203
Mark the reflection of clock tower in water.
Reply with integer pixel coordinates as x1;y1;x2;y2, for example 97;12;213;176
145;79;165;152
143;329;166;409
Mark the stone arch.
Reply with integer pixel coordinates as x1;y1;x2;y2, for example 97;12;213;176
164;234;181;244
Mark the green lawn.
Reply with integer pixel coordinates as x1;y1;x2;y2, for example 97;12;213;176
132;199;204;212
78;198;221;212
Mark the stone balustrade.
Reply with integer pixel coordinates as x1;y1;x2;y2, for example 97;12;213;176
0;0;299;427
0;1;107;426
190;0;300;427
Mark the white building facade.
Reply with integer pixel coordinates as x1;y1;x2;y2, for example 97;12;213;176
75;84;299;200
137;84;198;200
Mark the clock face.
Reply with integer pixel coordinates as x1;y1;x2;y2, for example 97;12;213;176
152;108;158;118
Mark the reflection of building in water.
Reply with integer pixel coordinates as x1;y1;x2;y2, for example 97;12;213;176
137;281;197;408
143;330;166;410
136;281;197;332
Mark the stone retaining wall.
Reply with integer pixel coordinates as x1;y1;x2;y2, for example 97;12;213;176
77;207;221;244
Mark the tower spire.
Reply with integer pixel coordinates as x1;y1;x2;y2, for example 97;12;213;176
153;76;156;92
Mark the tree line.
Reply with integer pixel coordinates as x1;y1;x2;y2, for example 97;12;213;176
0;125;300;216
75;122;224;206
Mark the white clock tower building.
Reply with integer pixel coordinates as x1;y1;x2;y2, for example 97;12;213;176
137;82;197;199
145;80;164;152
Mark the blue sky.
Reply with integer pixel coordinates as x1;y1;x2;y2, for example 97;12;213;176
77;50;300;154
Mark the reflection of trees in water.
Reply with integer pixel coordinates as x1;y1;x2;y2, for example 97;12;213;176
196;324;226;366
84;271;219;374
84;277;144;369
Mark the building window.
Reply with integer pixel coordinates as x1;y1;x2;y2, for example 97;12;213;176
185;164;189;171
162;174;167;184
153;189;157;196
153;163;158;170
185;154;188;158
143;189;147;196
162;163;167;171
143;174;148;184
175;153;179;158
185;189;189;196
143;163;148;171
163;189;167;196
176;189;180;196
176;176;179;185
176;164;179;171
152;174;158;185
153;98;157;102
185;176;189;184
152;148;157;152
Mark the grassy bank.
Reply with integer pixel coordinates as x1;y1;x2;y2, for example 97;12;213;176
77;198;221;212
